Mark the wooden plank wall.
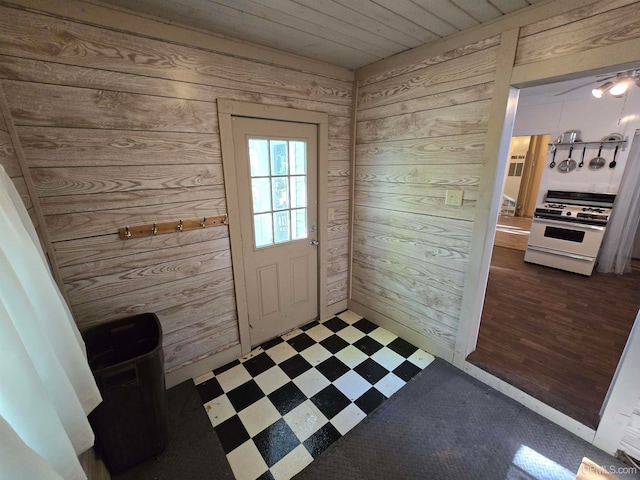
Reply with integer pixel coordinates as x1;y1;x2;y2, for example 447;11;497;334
352;0;640;359
353;39;496;355
0;3;352;372
0;99;34;221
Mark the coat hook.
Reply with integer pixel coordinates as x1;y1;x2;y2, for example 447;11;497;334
152;222;158;235
124;226;132;239
200;217;207;228
223;213;228;224
177;219;184;231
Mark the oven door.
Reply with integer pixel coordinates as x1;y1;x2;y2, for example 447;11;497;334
527;217;605;257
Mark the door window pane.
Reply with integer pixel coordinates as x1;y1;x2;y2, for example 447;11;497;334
270;141;288;176
254;213;273;248
292;209;307;240
272;177;289;211
274;211;291;244
251;178;271;213
289;141;306;174
249;139;270;177
247;137;309;249
290;176;306;208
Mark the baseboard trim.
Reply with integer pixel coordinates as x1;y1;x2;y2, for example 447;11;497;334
463;361;597;444
347;299;455;363
325;299;348;319
165;345;242;389
164;300;347;388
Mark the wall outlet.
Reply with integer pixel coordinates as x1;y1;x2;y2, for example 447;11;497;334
445;189;464;207
328;207;335;221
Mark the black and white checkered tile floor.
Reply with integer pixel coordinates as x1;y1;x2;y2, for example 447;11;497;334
194;310;435;480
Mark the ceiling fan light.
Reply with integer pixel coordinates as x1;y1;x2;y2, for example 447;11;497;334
592;81;613;98
610;79;630;97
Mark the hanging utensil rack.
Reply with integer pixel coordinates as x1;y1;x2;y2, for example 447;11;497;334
548;139;627;149
118;214;227;240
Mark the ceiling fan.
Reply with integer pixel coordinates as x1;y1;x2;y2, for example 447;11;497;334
553;69;640;97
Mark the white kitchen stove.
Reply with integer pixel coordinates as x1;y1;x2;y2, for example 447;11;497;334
524;191;616;276
533;202;612;226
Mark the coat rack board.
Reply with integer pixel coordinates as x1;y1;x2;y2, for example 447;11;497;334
119;215;227;240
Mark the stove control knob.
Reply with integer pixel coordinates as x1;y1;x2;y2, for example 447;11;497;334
566;212;572;216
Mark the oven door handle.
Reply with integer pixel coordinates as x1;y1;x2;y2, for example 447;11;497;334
533;217;605;231
526;245;595;262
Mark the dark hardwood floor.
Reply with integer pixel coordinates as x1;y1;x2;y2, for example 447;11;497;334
467;245;640;429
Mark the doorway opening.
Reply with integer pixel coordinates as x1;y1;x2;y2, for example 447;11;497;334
467;73;640;429
494;134;549;251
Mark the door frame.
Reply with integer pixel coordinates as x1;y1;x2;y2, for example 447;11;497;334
452;29;640;446
218;99;329;355
454;30;640;366
516;134;548;217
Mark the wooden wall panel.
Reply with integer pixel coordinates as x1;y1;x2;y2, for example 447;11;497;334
356;101;490;144
350;277;457;349
327;274;348;306
353;39;494;352
517;0;637;38
74;268;235;327
352;226;470;273
161;289;237;338
44;199;225;242
163;315;239;371
3;82;219;132
0;3;351;374
0;7;352;104
352;0;640;362
357;82;494;122
351;262;461;327
40;185;226;216
0;54;350;117
10;176;32;210
358;36;501;87
0;128;20;176
31;165;223;197
355;133;487;166
54;227;228;267
357;47;498;110
515;1;640;66
0;88;36;227
327;133;350;307
61;236;231;305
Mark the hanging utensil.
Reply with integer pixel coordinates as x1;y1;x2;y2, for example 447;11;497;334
609;144;619;168
549;147;557;168
589;144;606;170
578;145;586;168
558;146;577;173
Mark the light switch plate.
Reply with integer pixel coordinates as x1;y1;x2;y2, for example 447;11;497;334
445;189;463;207
328;207;335;221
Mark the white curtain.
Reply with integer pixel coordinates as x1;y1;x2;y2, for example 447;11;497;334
0;166;102;480
598;130;640;274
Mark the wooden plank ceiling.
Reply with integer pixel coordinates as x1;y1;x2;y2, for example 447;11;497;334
95;0;546;69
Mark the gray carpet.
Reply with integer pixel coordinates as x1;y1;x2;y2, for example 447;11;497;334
112;380;234;480
294;359;639;480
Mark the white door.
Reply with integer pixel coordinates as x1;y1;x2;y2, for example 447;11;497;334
232;117;318;346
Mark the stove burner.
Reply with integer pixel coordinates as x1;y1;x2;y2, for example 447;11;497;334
582;207;605;213
546;203;566;209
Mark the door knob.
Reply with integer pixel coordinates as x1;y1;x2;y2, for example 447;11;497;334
310;239;319;246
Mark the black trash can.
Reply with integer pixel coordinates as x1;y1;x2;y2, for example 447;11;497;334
84;313;169;474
